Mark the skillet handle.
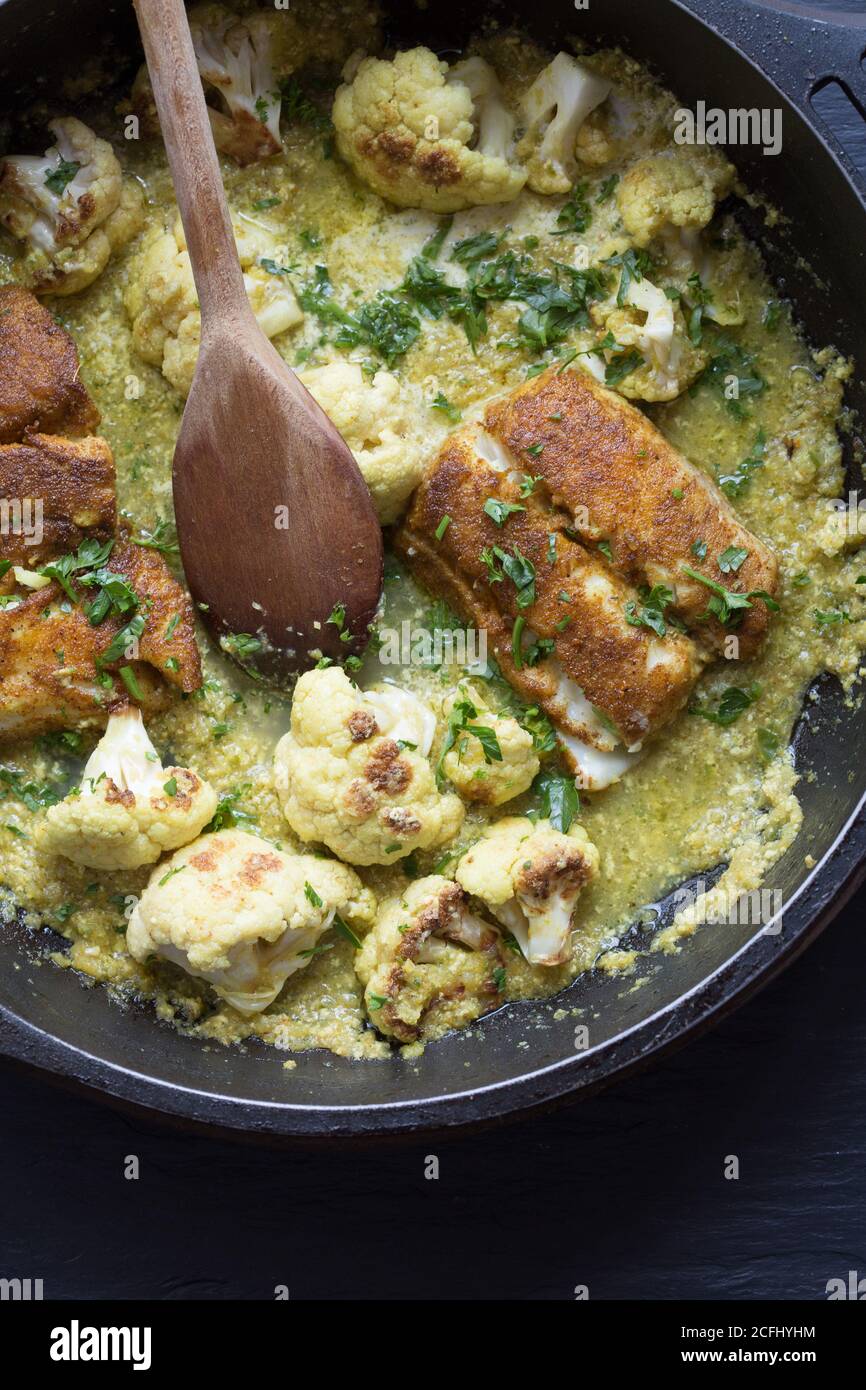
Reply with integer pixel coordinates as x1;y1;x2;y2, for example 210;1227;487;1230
675;0;866;180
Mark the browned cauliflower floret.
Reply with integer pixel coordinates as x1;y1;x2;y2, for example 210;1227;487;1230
0;117;144;295
616;148;734;248
40;707;217;870
332;47;526;212
354;875;505;1042
456;816;599;966
273;667;464;866
131;3;381;165
127;828;377;1014
516;52;612;194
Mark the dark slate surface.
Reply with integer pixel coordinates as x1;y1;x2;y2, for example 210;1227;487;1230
2;0;866;1302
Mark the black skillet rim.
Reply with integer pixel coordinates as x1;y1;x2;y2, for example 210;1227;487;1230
2;0;866;1136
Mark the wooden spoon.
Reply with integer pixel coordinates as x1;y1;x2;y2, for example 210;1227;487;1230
133;0;383;684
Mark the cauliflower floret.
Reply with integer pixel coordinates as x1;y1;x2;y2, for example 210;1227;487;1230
133;2;380;164
590;271;708;402
0;117;144;295
363;681;437;755
124;215;302;396
440;684;539;805
273;667;464;867
616;148;734;248
332;47;526;213
516;52;612;194
189;4;284;164
456;816;599;966
297;361;428;524
40;707;218;870
127;827;376;1014
355;875;505;1042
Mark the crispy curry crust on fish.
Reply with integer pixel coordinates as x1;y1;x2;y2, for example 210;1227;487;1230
396;427;703;751
0;533;201;743
0;285;101;444
0;432;116;587
484;366;780;659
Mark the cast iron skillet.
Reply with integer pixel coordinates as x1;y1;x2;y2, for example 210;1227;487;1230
1;0;865;1138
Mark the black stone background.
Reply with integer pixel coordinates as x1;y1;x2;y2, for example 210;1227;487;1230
2;0;866;1301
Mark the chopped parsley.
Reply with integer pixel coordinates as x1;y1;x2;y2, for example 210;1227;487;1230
701;334;766;418
553;181;592;236
437;696;503;784
205;786;258;833
681;565;780;626
483;498;526;528
625;582;676;638
333;913;361;949
718;545;749;574
430;392;462;423
718;430;767;498
44;158;80;195
689;682;760;726
304;881;324;909
533;769;580;833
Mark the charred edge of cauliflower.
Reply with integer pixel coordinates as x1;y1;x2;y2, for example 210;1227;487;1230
355;875;505;1043
273;666;464;867
0;117;144;295
40;706;218;871
441;685;539;806
297;361;428;525
455;817;599;967
189;4;283;165
332;46;526;213
516;52;612;195
127;828;377;1015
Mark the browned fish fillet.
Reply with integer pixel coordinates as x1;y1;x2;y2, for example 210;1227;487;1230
0;285;100;444
0;532;202;743
484;366;779;659
0;432;116;589
397;425;704;787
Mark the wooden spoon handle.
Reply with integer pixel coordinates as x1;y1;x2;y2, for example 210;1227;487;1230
133;0;254;331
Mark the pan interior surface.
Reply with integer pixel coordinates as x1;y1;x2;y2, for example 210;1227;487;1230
1;0;865;1133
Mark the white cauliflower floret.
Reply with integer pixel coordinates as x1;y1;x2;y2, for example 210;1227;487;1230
364;681;438;756
332;46;526;213
516;52;611;195
590;270;707;402
355;875;505;1042
127;827;376;1014
189;3;283;165
616;148;734;248
124;215;302;395
456;816;599;966
40;707;218;870
0;117;144;295
298;361;428;524
133;2;380;164
448;56;516;162
440;684;539;805
273;667;464;867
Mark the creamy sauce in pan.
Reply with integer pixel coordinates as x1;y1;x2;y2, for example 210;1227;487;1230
0;14;863;1059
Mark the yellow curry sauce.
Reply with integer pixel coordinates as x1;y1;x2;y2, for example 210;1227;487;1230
0;18;863;1060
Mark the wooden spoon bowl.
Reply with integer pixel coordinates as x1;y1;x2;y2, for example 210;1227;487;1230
134;0;383;685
